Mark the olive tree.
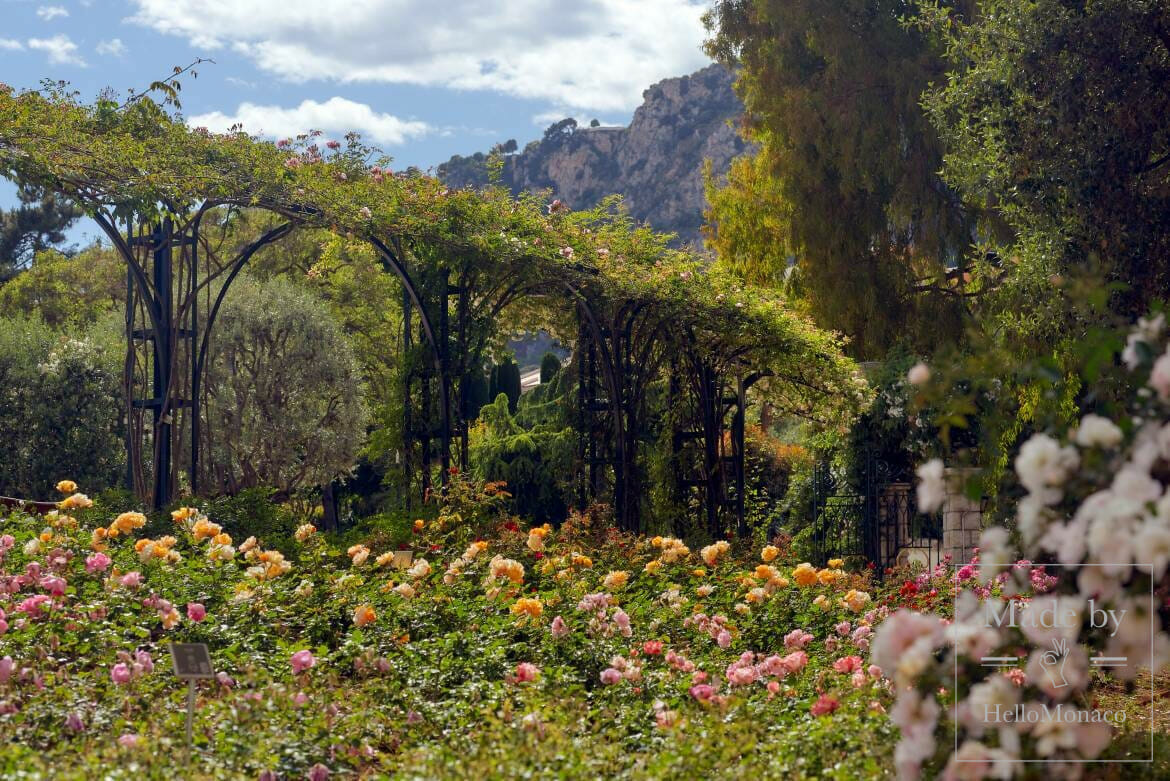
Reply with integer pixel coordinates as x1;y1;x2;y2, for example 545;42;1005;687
201;275;368;497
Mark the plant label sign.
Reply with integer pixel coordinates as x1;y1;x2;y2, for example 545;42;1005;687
169;643;215;679
392;550;414;569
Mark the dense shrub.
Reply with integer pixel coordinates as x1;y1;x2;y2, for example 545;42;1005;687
0;314;123;497
200;275;369;497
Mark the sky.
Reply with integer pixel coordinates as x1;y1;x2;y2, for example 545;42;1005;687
0;0;716;244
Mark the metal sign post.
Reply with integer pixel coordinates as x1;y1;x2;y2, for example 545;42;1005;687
169;643;215;753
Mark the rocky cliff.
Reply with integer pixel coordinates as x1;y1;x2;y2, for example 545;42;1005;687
437;64;747;248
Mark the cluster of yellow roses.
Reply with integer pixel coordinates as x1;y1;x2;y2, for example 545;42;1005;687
90;511;146;550
511;597;544;621
700;540;731;567
791;560;847;588
526;524;551;552
649;536;691;565
443;540;490;583
56;481;93;511
488;554;525;584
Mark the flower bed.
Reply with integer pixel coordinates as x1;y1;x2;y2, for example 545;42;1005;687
0;486;904;779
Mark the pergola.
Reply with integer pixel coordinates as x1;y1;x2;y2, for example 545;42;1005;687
0;85;866;534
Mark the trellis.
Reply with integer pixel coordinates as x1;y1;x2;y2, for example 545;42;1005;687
0;86;866;534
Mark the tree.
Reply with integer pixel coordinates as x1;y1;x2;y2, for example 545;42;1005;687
703;0;979;358
539;352;561;384
488;357;521;413
0;314;124;497
0;246;124;327
919;0;1170;351
201;275;369;497
0;177;82;281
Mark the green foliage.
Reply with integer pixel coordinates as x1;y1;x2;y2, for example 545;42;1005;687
201;274;369;497
539;351;561;384
199;487;302;555
0;246;124;327
469;393;573;523
488;357;521;414
0;175;81;281
462;369;490;421
0;313;123;497
919;0;1170;350
703;0;979;358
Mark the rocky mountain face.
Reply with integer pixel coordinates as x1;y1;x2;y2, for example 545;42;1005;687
437;65;747;248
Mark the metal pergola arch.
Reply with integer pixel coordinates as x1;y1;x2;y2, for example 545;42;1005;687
0;87;863;535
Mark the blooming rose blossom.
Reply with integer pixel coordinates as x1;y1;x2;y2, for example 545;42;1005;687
810;694;839;716
186;603;206;622
600;668;622;685
514;662;540;683
85;552;111;574
110;663;132;685
290;650;316;675
915;459;946;513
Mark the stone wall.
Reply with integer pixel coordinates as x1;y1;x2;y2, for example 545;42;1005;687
942;468;983;565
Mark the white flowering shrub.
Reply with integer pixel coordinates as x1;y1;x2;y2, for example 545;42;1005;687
888;314;1170;778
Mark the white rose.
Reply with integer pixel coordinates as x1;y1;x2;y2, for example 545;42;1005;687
1073;413;1123;449
915;458;946;514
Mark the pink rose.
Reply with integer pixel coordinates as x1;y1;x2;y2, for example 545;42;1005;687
290;650;316;675
549;615;569;639
514;662;540;683
111;663;132;685
600;667;622;685
810;694;839;717
642;640;663;656
120;572;143;589
783;629;814;649
85;552;111;574
781;651;808;675
689;683;716;701
117;733;139;749
832;655;864;674
0;656;13;683
187;603;206;622
39;575;66;596
716;630;731;649
835;621;852;636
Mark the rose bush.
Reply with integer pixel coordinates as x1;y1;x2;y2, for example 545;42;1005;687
0;479;909;779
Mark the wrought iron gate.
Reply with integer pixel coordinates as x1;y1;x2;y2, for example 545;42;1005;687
809;456;942;575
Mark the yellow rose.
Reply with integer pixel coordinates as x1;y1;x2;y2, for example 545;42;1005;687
353;604;377;627
827;558;845;569
792;563;819;587
603;570;629;590
761;545;780;563
55;480;77;494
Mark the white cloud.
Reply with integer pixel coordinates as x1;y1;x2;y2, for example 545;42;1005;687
127;0;712;114
532;110;574;127
0;39;25;51
36;5;69;21
96;38;127;57
187;97;430;146
27;35;86;66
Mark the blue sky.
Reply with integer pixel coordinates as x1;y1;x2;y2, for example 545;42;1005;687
1;0;715;243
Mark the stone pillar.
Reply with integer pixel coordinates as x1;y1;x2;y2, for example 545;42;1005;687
943;468;982;565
